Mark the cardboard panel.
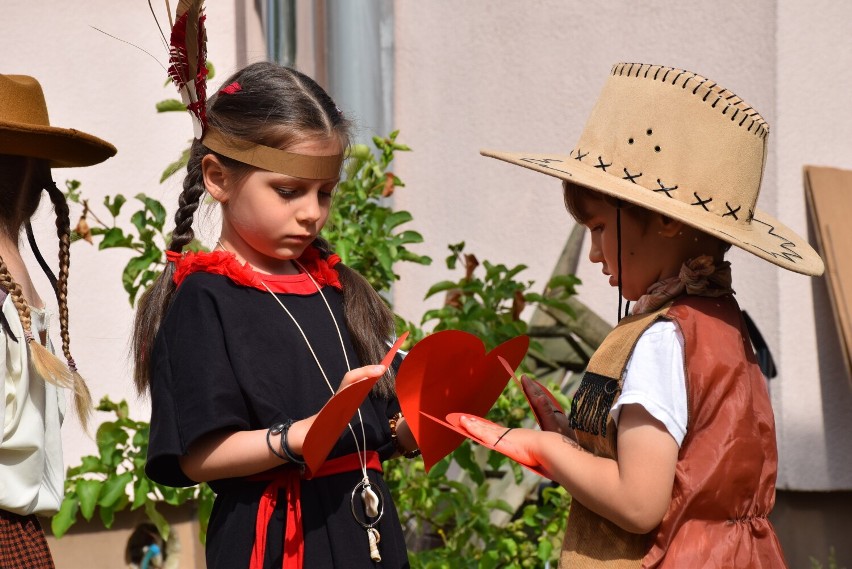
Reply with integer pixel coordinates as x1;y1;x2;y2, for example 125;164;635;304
804;166;852;385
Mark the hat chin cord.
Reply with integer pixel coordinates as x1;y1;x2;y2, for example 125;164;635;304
616;202;630;322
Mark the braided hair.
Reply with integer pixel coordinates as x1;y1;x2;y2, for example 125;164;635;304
0;155;92;430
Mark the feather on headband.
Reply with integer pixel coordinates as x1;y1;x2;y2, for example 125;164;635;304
167;0;208;138
160;1;343;179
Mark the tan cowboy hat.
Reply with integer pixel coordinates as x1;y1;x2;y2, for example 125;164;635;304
482;62;824;277
0;74;116;167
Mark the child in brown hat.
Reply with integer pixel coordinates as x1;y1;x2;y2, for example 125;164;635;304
0;74;115;569
459;63;823;567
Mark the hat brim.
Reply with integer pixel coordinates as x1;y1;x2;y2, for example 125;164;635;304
0;122;116;168
481;149;825;277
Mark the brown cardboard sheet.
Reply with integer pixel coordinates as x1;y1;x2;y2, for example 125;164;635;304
804;165;852;386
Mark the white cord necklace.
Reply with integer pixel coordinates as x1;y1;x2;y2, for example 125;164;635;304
216;241;384;561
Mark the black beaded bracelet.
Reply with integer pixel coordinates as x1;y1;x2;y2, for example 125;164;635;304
389;412;421;459
279;419;306;465
266;423;289;462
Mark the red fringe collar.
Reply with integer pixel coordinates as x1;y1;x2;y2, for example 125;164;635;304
167;246;342;294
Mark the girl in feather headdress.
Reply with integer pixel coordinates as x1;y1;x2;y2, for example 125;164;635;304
0;74;115;569
134;9;419;564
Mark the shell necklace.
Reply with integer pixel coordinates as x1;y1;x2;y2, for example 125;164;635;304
222;242;385;562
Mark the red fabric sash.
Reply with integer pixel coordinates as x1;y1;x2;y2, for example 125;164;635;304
248;451;383;569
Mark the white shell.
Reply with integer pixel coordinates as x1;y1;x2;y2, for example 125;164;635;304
368;528;382;562
362;484;380;518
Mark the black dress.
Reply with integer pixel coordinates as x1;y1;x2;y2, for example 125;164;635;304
145;261;410;568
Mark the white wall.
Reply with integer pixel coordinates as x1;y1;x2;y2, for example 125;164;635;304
1;1;238;467
392;0;852;491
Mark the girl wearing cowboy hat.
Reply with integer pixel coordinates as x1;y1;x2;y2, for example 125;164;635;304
0;74;115;568
459;63;823;568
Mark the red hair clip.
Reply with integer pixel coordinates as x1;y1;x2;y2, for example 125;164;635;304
220;81;242;95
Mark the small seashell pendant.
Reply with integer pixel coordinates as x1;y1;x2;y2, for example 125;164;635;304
368;527;382;562
362;481;380;518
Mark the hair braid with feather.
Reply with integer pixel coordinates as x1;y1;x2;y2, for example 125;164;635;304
44;179;92;430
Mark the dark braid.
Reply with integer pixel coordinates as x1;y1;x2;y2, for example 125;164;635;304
170;142;208;252
43;180;73;365
44;179;92;429
132;141;208;393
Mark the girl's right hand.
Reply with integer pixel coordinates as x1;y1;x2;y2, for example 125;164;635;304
336;364;386;394
285;364;387;454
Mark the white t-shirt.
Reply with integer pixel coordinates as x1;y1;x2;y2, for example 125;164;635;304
610;320;688;447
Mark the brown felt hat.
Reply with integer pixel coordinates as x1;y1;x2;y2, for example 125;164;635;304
482;62;824;277
0;74;116;167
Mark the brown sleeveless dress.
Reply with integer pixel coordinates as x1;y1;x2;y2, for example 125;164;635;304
561;295;787;568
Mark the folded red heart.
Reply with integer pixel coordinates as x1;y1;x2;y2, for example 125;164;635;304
396;331;529;471
302;332;408;474
497;355;564;428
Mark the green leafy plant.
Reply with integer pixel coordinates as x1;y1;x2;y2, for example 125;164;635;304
322;130;432;294
66;181;204;305
53;398;215;543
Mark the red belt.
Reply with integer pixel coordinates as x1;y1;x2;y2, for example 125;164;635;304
248;451;383;569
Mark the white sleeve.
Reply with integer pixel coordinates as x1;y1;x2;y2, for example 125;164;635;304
610;320;688;447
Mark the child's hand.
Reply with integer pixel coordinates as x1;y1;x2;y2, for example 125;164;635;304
521;375;574;439
458;415;543;472
336;364;386;394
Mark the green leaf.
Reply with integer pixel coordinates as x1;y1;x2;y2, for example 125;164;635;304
135;194;167;230
160;147;191;183
77;479;102;521
423;280;459;300
98;471;133;509
453;443;484;485
51;495;79;538
99;503;117;529
97;227;134;250
385;211;413;229
395;230;424;245
145;501;171;542
103;194;127;218
155;98;187;113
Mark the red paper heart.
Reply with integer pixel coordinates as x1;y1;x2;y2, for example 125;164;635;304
302;332;408;475
498;355;564;428
396;331;528;471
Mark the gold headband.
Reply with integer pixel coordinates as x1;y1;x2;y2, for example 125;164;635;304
201;127;344;180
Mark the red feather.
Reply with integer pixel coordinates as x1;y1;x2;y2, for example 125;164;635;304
167;0;208;136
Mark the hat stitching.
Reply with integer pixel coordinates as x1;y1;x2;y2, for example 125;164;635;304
655;179;678;198
504;154;810;266
691;192;714;211
622;168;642;184
519;157;574;176
722;203;742;220
595;156;611;172
748;218;802;263
612;63;769;139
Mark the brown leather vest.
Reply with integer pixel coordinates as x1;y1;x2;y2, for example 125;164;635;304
560;296;787;569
